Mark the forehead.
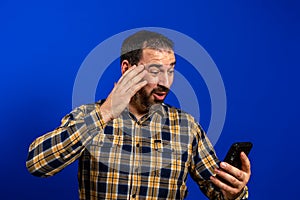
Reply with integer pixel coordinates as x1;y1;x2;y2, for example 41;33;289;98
140;48;176;65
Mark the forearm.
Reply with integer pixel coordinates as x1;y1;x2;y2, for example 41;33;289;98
26;104;106;177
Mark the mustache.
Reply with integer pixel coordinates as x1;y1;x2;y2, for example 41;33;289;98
151;85;170;93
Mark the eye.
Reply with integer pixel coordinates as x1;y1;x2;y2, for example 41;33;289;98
149;69;160;75
168;69;174;75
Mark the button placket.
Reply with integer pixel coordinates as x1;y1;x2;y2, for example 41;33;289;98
130;122;141;198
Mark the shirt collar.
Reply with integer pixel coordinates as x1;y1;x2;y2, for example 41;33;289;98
120;103;167;124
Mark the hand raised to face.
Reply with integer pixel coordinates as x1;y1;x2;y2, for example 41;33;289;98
99;64;147;122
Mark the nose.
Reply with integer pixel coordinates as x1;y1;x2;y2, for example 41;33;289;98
158;72;170;88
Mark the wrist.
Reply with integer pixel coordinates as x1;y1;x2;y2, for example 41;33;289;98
225;186;248;200
97;103;114;123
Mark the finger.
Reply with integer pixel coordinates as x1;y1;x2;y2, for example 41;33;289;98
240;152;251;174
113;65;143;94
124;70;147;93
219;162;245;182
214;168;241;188
127;80;148;97
210;175;238;194
117;64;136;84
118;64;145;86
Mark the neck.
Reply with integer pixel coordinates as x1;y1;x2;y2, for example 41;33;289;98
128;102;148;121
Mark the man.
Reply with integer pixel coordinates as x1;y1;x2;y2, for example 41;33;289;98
26;30;251;199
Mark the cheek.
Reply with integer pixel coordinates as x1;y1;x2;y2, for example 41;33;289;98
144;73;159;84
169;76;174;86
143;83;156;94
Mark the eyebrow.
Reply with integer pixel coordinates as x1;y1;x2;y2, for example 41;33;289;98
147;61;176;69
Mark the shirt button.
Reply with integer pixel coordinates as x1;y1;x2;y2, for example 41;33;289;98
136;143;140;147
132;194;136;198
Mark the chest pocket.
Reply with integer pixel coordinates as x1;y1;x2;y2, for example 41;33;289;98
88;133;123;168
91;133;123;147
151;135;190;179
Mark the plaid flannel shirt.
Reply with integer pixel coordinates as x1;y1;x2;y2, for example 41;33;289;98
26;101;248;199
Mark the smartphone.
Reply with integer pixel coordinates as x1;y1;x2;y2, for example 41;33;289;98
215;142;252;186
223;142;253;169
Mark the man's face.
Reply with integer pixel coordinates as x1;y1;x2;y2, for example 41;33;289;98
132;48;176;111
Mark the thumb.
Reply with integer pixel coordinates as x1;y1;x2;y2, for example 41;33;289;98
240;152;251;173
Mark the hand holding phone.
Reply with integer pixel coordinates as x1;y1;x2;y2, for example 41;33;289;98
215;142;252;187
211;142;252;199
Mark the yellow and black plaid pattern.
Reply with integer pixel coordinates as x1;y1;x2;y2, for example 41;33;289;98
26;101;248;199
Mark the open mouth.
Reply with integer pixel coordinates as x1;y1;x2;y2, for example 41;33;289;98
153;92;167;101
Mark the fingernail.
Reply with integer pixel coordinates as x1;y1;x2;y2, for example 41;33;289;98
138;65;145;70
240;152;244;157
221;162;227;168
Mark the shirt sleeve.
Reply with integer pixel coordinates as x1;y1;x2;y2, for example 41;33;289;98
26;103;106;177
188;119;248;200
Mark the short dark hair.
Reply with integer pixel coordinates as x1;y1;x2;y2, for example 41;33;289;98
120;30;174;65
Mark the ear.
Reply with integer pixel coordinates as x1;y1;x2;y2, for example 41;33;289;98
121;60;131;74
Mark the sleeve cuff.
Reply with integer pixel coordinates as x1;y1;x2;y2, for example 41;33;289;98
233;186;248;200
84;105;106;134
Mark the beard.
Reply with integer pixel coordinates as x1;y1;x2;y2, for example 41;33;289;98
130;85;169;114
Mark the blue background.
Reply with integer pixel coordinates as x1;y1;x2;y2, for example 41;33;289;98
1;0;299;199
